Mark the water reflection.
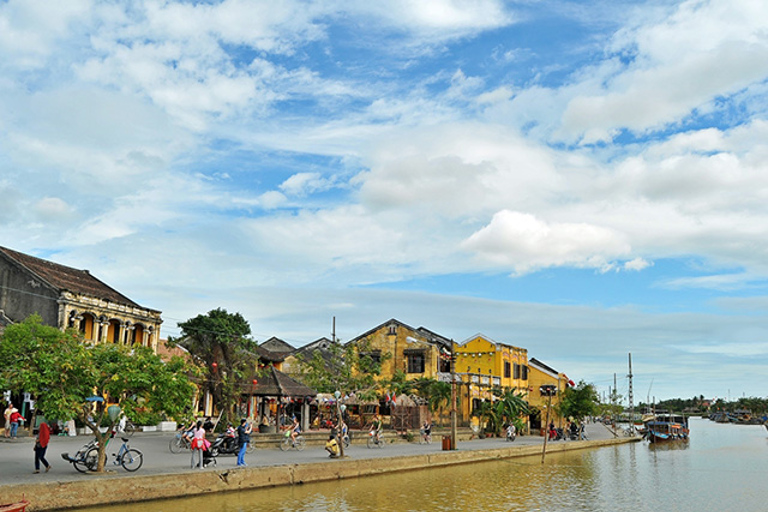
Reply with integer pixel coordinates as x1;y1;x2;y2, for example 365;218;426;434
80;419;768;512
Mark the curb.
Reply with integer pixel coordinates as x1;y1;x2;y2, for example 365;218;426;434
0;436;639;511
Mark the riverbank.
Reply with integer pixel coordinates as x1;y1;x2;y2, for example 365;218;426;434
0;424;638;511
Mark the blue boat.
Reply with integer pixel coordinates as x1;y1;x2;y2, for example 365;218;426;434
644;413;689;443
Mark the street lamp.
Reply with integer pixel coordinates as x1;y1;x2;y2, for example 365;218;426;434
540;384;557;464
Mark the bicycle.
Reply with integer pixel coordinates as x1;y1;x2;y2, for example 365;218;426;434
117;420;138;438
61;438;100;473
280;432;306;451
169;429;193;453
61;436;143;472
366;430;384;448
419;428;432;445
108;437;144;471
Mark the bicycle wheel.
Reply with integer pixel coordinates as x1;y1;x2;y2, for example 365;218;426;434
125;422;137;438
280;437;291;451
120;448;143;472
169;436;184;454
377;437;384;448
83;447;100;472
343;434;350;448
73;448;96;473
246;442;255;454
366;435;374;449
295;436;306;451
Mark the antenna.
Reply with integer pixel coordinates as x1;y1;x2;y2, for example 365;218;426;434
628;353;634;436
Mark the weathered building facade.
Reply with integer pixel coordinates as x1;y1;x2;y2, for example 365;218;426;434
0;246;162;350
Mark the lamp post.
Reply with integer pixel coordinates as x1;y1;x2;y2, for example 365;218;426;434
540;384;556;464
450;340;457;450
334;390;345;458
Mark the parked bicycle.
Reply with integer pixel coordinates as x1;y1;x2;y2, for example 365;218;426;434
61;436;143;472
367;430;384;449
108;437;144;471
280;431;306;451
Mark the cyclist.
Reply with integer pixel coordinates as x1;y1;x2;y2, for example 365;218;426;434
369;414;383;443
421;419;432;442
289;416;301;445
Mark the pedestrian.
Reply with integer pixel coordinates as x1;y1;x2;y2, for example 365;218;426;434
190;420;207;469
236;418;252;467
3;403;12;438
9;406;22;438
33;419;52;474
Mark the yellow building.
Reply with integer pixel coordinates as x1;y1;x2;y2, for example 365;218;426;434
527;358;572;433
454;334;529;422
347;318;452;382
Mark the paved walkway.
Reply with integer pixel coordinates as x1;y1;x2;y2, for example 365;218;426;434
0;422;621;488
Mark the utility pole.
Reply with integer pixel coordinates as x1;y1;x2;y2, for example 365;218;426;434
627;353;634;436
540;384;556;464
332;316;346;458
450;340;457;450
613;373;618;438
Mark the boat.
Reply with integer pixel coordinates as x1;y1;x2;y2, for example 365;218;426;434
0;500;29;512
643;413;689;443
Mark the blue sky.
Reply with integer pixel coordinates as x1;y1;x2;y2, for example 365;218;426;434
2;0;768;402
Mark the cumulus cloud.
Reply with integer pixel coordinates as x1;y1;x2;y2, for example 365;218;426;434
462;210;632;275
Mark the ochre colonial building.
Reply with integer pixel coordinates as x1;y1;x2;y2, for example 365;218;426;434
0;246;162;350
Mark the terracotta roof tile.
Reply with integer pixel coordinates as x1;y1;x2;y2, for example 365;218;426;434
0;246;144;309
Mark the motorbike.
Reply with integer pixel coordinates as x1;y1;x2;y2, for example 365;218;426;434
505;426;516;442
209;431;239;457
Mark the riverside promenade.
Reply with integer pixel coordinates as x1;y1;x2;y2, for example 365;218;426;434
0;423;637;511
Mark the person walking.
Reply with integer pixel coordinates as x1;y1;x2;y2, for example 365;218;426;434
3;403;12;438
236;418;252;467
33;419;52;473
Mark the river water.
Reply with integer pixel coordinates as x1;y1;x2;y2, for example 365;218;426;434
87;418;768;512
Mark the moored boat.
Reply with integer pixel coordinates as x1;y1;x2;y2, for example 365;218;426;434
0;500;30;512
644;413;689;443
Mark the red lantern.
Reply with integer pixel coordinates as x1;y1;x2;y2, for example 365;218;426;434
212;362;218;372
252;379;258;385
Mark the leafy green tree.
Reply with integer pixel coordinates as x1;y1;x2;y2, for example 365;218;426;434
297;339;386;402
473;388;529;436
559;380;600;422
0;315;196;472
170;308;257;424
412;377;451;426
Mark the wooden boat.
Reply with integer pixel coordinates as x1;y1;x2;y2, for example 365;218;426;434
644;413;689;443
0;500;29;512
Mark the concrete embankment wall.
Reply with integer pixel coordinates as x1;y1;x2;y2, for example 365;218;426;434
2;437;638;512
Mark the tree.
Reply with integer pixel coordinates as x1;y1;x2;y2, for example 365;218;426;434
558;380;600;422
473;388;529;436
0;315;197;472
411;377;451;426
297;339;385;401
170;308;257;424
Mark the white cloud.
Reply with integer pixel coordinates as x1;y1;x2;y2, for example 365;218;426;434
560;0;768;141
461;210;631;275
280;173;335;197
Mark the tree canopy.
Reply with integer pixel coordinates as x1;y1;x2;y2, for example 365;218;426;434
558;380;600;422
170;308;258;423
0;315;196;471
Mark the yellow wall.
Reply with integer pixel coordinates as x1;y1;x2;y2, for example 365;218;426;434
527;365;568;428
350;321;446;382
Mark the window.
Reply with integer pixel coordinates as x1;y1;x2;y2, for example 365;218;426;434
360;351;381;366
522;365;528;380
504;361;511;378
388;324;397;335
406;352;425;373
513;363;520;379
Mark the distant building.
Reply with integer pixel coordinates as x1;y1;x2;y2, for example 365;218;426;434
528;358;572;431
256;336;296;371
0;246;162;350
282;336;336;379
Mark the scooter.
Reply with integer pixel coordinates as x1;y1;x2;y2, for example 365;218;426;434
209;431;239;457
505;426;516;442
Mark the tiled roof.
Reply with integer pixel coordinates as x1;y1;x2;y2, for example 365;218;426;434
0;246;143;309
252;366;316;397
